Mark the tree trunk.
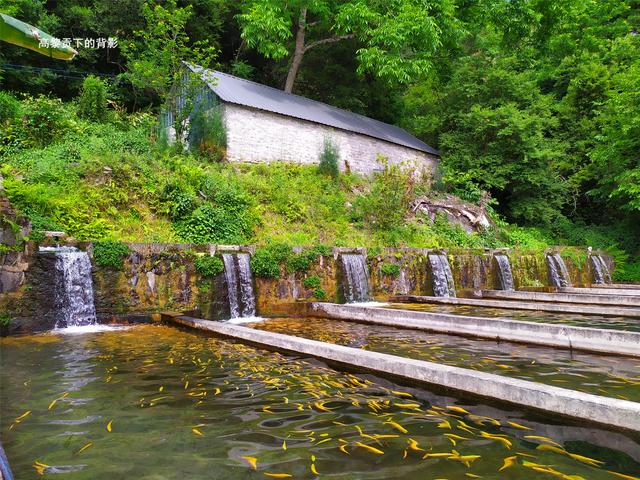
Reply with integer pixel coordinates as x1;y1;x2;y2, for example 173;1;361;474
284;8;307;93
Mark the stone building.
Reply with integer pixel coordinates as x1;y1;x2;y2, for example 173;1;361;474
169;65;439;175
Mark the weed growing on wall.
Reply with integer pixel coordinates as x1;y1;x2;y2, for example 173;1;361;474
303;275;326;300
195;255;224;277
380;262;401;277
286;245;331;273
251;243;291;278
93;241;131;269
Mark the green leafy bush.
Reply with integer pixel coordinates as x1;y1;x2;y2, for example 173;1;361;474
318;139;340;178
251;243;291;278
93;241;131;269
286;245;331;273
195;255;224;277
0;314;11;328
21;95;68;146
380;262;401;277
303;275;326;300
0;92;20;125
78;75;109;121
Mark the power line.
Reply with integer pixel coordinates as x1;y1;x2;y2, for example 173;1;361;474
1;63;119;79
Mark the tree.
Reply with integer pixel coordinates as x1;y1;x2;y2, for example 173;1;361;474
122;0;218;147
237;0;460;93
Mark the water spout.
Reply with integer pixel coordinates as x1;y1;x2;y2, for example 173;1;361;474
494;254;515;291
39;246;97;328
222;252;256;318
590;255;612;285
428;253;456;297
546;253;572;288
339;253;372;303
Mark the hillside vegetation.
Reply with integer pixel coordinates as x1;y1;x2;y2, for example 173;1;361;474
1;95;638;281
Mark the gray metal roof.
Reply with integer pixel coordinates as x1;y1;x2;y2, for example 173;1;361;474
187;64;439;156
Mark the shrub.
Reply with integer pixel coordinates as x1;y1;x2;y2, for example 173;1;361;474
21;95;67;146
78;75;109;121
188;106;226;160
0;92;19;125
195;255;224;277
286;245;332;272
93;241;131;269
0;314;10;328
317;138;340;178
303;275;326;299
380;262;401;277
251;243;291;279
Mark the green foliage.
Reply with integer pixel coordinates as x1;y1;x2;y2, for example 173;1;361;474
0;92;20;125
20;95;69;147
194;255;224;277
0;314;11;328
302;274;326;300
251;243;291;279
317;139;340;179
92;241;131;269
352;161;412;230
380;262;401;277
286;245;330;273
78;75;109;121
188;106;226;160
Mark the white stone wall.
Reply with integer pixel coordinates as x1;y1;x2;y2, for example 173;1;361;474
223;103;438;176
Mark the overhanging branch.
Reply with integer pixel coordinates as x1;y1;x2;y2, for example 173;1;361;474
304;34;355;53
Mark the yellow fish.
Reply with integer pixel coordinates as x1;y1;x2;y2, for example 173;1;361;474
607;471;640;480
500;455;518;471
264;474;292;478
355;442;384;455
446;406;469;414
385;420;408;434
507;421;532;430
241;456;258;470
106;419;113;432
524;435;563;448
76;442;93;454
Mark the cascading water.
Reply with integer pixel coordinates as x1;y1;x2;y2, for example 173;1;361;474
339;253;372;303
590;255;612;285
428;254;456;297
40;247;97;328
494;254;515;291
546;253;572;288
221;253;256;318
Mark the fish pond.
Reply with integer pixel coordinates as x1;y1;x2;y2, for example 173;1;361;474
2;324;640;480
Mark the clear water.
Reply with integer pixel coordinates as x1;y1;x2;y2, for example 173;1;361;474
253;318;640;402
385;302;640;332
2;325;639;479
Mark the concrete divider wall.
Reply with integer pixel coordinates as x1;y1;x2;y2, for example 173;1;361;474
393;294;640;318
310;303;640;357
163;313;640;433
480;289;640;307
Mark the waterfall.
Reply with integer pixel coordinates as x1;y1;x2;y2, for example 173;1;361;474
221;253;256;318
546;253;572;287
428;253;456;297
41;247;97;328
339;253;372;303
590;255;612;285
494;254;515;291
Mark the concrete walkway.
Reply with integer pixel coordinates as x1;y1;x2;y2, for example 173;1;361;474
162;312;640;433
559;287;640;297
390;294;640;318
310;303;640;357
480;289;640;307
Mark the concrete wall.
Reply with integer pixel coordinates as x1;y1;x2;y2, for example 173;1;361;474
223;103;438;176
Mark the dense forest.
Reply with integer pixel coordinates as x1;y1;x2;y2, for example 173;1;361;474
0;0;639;279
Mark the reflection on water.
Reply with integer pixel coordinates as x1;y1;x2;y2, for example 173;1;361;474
254;318;640;402
1;325;639;479
386;302;640;331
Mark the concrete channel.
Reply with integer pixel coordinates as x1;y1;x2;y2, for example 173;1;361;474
479;289;640;307
162;312;640;433
310;303;640;357
559;287;640;297
390;294;640;318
